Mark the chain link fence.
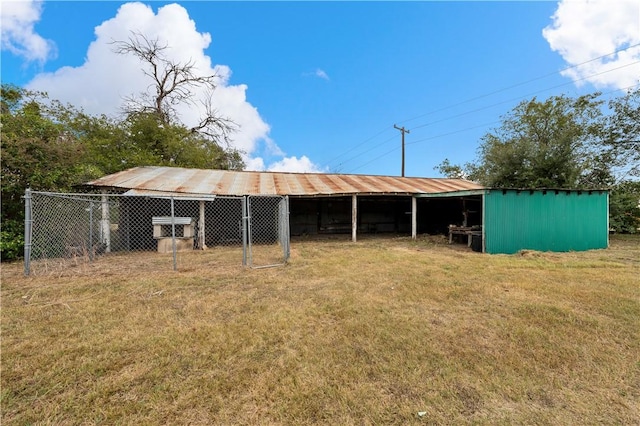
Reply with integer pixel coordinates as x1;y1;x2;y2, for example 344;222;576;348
23;190;289;275
247;195;290;269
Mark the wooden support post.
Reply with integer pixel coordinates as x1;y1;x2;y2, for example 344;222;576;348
352;194;357;243
198;200;207;250
411;196;417;240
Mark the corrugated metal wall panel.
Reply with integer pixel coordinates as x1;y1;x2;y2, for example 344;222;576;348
484;190;608;254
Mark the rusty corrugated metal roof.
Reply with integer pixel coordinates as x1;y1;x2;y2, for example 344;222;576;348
86;166;484;196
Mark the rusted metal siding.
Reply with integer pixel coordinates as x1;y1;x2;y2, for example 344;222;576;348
87;166;484;196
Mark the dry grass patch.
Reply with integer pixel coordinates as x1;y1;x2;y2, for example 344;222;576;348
2;235;639;424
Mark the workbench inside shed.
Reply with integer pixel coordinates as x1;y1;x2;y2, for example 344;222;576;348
448;225;483;251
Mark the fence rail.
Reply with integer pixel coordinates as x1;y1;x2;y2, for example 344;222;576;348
24;190;289;275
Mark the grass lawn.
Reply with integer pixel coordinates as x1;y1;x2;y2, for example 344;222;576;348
2;234;639;424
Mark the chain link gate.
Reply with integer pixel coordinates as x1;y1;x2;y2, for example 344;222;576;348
24;190;286;275
245;195;290;268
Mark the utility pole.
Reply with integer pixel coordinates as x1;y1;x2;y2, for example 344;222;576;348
394;124;410;177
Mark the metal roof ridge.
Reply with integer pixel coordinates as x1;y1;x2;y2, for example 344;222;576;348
123;165;479;182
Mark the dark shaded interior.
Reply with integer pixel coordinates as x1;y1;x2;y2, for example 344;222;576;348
416;196;482;235
289;195;481;238
289;196;413;236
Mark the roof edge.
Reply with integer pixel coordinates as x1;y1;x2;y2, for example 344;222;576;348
415;189;487;198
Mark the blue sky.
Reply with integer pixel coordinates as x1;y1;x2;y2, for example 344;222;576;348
2;1;639;176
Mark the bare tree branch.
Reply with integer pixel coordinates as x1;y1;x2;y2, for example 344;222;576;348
111;31;236;145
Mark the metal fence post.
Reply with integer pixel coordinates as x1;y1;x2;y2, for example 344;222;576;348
88;202;94;262
284;196;290;262
23;188;32;276
242;196;248;266
277;196;290;262
101;192;111;252
198;200;207;250
171;196;177;271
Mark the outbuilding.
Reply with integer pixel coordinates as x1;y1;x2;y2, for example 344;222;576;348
85;166;609;254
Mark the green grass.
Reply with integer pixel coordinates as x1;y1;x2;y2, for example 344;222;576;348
2;235;639;424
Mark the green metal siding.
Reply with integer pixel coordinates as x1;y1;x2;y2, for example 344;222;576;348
484;190;608;254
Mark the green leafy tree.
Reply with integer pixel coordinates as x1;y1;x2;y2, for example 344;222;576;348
602;88;640;233
603;87;640;180
609;180;640;234
470;94;604;188
1;86;102;209
434;158;468;180
1;86;102;260
119;111;243;170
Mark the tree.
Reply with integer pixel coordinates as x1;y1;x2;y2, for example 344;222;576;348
602;88;640;234
478;94;603;188
112;32;243;168
609;180;640;233
1;86;101;205
120;111;244;170
434;158;469;180
1;86;103;260
437;94;605;188
603;87;640;181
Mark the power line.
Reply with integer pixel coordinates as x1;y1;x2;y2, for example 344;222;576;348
348;120;501;174
331;134;397;172
406;120;502;147
409;80;640;137
349;67;640;170
409;60;640;133
395;42;640;127
329;44;640;174
323;126;393;171
348;147;400;174
346;83;640;174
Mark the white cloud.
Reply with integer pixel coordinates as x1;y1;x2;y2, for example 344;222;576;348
244;157;266;172
543;0;640;89
264;138;285;157
266;155;325;173
303;68;330;81
0;0;56;62
21;2;322;173
315;68;330;80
